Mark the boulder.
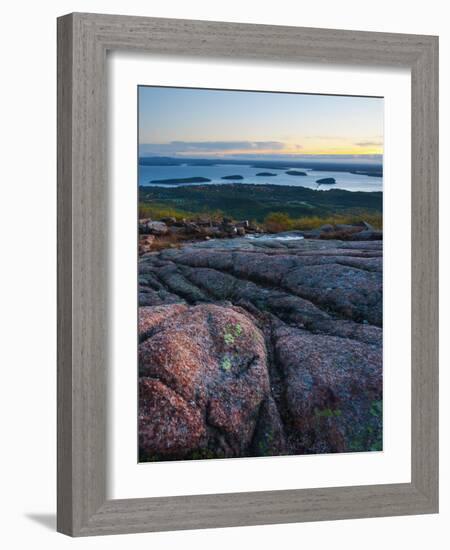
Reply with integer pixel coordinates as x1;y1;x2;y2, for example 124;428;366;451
138;218;151;234
318;226;363;240
236;220;250;229
334;224;361;232
160;216;177;225
298;228;322;239
182;222;203;235
221;223;238;236
350;230;382;241
319;224;334;232
247;223;263;233
140;220;169;235
139;378;206;457
138;235;155;255
139;303;285;460
274;325;382;454
196;217;213;226
354;220;375;231
200;226;221;238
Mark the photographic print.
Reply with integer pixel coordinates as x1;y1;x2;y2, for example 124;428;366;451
138;86;383;462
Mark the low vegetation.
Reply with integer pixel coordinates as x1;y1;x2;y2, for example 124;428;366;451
140;201;381;232
138;202;195;221
139;184;382;224
139;202;225;223
264;211;382;232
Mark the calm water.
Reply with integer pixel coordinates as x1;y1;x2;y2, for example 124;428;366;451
139;163;382;193
246;233;305;242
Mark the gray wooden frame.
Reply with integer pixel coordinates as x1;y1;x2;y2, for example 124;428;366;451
57;12;439;537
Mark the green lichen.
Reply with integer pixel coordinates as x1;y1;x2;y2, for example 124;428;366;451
314;407;342;418
258;429;275;456
348;400;383;452
223;332;235;345
370;399;382;418
221;356;232;371
223;322;244;346
189;448;218;460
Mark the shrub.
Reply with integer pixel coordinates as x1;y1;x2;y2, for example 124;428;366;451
138;202;193;221
264;212;293;233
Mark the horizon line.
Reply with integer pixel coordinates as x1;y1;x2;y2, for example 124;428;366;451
138;153;383;159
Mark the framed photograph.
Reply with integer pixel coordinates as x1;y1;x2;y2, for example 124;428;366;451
57;13;438;536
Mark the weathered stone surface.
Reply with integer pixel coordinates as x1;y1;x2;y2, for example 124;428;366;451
251;396;287;456
139;303;187;341
138;215;380;244
138;236;383;460
139;378;206;457
139;303;285;460
152;239;382;326
274;325;382;454
281;262;382;326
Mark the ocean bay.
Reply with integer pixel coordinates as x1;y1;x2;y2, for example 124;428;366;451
139;162;383;192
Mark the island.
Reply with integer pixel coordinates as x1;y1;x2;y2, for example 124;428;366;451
350;170;383;178
221;174;244;180
286;170;307;176
316;177;336;184
251;163;290;170
149;176;211;185
139;156;183;166
256;172;277;176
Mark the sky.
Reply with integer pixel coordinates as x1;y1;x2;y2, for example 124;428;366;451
138;86;383;159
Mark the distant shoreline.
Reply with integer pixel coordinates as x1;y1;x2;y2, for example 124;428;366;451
142;178;381;191
150;176;211;185
139;155;383;177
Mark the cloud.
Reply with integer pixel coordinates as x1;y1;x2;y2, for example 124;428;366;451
304;135;345;140
354;141;383;147
139;140;286;155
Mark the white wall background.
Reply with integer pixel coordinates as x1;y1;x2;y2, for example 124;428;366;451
0;1;447;548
